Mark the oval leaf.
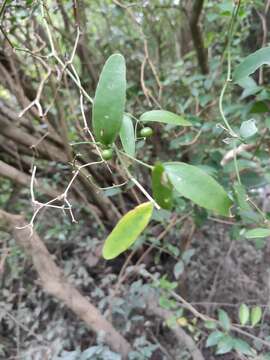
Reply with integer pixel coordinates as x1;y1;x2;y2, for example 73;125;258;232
164;162;232;216
102;202;153;260
92;54;126;145
152;162;173;210
234;47;270;82
233;339;252;355
251;306;262;327
140;110;192;126
119;114;135;157
206;331;224;348
216;335;234;355
239;304;250;326
218;309;231;332
245;228;270;239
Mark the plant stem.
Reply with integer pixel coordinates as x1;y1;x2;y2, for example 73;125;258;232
118;149;153;170
233;140;241;184
115;148;160;209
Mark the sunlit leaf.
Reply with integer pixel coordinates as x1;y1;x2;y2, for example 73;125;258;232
177;317;188;326
152;162;173;210
119;114;135;157
164;162;232;216
234;47;270;82
102;202;153;259
239;304;250;326
251;306;262;327
92;54;126;145
245;228;270;239
140;110;192;126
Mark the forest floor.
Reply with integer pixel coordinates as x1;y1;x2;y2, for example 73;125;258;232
0;205;269;360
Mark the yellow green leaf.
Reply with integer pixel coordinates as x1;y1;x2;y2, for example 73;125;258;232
239;304;249;326
251;306;262;327
102;202;153;260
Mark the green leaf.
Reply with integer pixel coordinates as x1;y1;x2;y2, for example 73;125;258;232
218;309;231;331
245;228;270;239
140;110;192;126
92;54;126;145
102;202;153;259
250;101;269;114
251;306;262;327
238;76;260;99
239;304;250;326
159;296;176;310
204;320;217;330
233;183;252;212
233;338;252;355
119;114;135;157
216;335;234;355
206;331;224;347
234;47;270;82
164;162;232;216
158;276;178;290
152;162;173;210
239;119;257;139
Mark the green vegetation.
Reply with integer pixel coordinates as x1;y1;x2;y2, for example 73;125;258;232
1;0;270;359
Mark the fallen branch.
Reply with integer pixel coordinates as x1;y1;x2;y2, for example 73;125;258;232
0;209;131;359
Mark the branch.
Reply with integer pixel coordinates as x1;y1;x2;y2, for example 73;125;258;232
0;160;59;199
188;0;209;74
0;210;131;359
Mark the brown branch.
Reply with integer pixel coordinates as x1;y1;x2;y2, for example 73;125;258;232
0;116;68;163
187;0;209;74
0;210;131;359
0;160;60;199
